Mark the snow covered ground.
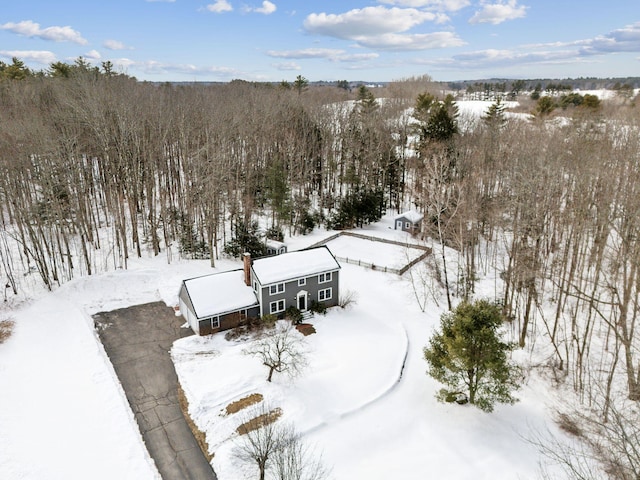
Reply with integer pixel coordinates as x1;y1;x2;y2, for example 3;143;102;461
0;209;577;480
172;220;569;480
322;233;425;269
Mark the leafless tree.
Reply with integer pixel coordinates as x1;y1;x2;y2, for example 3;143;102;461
245;323;308;382
234;406;329;480
271;424;330;480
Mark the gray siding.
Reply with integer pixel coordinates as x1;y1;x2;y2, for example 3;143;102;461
259;269;340;316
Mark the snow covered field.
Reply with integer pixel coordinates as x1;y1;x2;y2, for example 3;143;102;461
0;215;571;480
322;233;425;270
172;224;567;479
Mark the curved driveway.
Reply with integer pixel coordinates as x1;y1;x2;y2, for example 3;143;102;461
94;301;217;480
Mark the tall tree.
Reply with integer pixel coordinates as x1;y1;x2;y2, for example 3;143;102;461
424;299;522;412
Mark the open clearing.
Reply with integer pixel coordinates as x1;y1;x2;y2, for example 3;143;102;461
321;232;427;271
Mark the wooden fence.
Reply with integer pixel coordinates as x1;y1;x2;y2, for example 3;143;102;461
310;231;432;276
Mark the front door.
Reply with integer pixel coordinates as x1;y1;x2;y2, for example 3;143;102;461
396;220;403;230
297;291;307;311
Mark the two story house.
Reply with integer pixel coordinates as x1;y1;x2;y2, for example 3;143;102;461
178;246;341;335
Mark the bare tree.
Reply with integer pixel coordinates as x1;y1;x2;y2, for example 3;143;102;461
271;424;330;480
234;406;329;480
235;406;283;480
245;323;308;382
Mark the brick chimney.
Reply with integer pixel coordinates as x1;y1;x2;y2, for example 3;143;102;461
243;252;251;286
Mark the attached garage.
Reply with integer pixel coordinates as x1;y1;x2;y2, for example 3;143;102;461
178;269;260;335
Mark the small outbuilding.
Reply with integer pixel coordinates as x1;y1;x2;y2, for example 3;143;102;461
265;239;287;256
394;210;423;234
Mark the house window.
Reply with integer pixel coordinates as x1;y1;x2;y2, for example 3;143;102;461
269;283;285;295
318;288;332;301
270;299;285;314
298;278;306;286
318;272;332;284
405;221;411;229
211;317;220;329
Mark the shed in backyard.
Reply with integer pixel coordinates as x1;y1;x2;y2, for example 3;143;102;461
394;210;423;234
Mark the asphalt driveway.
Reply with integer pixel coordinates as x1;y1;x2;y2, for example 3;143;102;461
94;301;217;480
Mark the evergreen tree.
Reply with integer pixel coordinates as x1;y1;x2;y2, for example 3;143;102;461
424;299;522;412
356;85;378;115
0;57;31;80
535;96;556;116
483;97;507;129
224;221;266;258
293;75;308;95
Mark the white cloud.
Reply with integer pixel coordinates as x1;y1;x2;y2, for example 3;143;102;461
115;58;241;78
378;0;470;11
267;48;380;63
85;49;101;60
244;1;276;15
304;7;446;39
272;62;301;71
206;0;233;13
0;20;88;44
469;0;527;25
103;39;133;50
580;22;640;55
452;48;575;67
0;50;57;64
335;52;380;62
303;7;462;51
267;48;346;59
356;31;465;50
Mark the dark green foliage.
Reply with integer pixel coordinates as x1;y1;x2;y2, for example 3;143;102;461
293;75;308;95
285;306;303;324
224;221;266;258
336;80;350;91
178;213;210;259
412;92;458;150
265;227;284;242
261;314;277;328
309;300;327;315
536;96;556;116
558;92;601;110
326;188;384;230
423;299;522;412
530;84;542;100
357;85;378;115
483;97;507;128
582;94;601;109
560;92;585;108
0;57;32;80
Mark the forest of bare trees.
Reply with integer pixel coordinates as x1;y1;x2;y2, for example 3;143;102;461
1;59;639;477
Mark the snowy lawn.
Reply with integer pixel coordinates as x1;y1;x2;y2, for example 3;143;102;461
0;214;569;480
0;254;238;480
173;259;566;480
322;234;425;270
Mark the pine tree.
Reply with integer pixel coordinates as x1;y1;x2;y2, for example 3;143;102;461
424;299;522;412
483;97;507;129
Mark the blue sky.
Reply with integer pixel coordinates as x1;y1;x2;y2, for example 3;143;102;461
1;0;639;82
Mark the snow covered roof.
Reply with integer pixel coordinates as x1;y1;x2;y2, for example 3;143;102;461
182;269;258;318
395;210;424;223
252;246;340;286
